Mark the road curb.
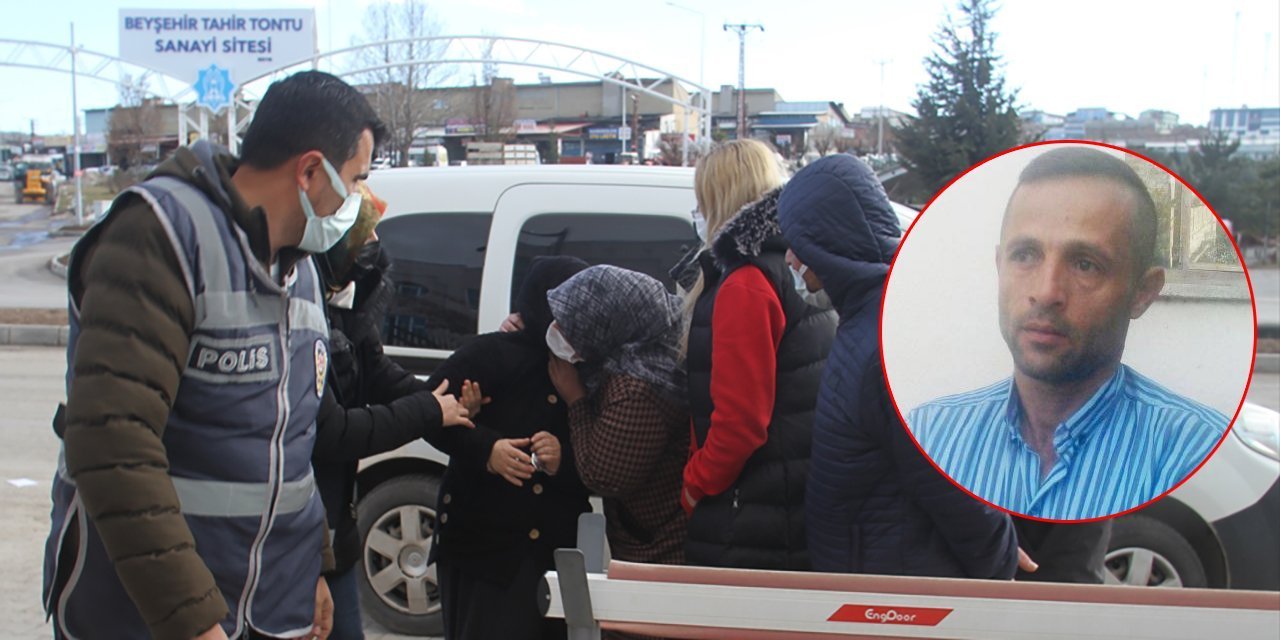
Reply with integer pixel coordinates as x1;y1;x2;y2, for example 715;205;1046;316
49;254;69;279
0;324;68;347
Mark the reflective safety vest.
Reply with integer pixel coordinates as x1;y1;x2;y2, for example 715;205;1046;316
43;174;330;638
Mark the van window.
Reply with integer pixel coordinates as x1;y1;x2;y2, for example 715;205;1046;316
511;213;698;307
379;212;493;350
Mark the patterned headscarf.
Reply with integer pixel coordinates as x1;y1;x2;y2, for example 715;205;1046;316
547;265;686;403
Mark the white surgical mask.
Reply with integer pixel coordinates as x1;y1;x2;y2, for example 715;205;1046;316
691;210;708;243
298;156;362;253
546;323;583;363
790;264;834;311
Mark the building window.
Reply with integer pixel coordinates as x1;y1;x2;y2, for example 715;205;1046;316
509;213;698;308
378;212;493;349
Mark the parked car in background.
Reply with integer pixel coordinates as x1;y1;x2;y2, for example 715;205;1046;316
1107;402;1279;590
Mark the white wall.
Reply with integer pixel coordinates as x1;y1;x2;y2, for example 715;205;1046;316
882;143;1255;419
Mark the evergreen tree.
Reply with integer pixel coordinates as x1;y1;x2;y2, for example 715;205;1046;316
895;0;1022;195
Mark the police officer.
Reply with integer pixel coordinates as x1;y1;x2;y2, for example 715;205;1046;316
43;71;385;640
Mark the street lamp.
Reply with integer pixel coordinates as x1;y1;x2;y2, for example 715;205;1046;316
666;1;705;165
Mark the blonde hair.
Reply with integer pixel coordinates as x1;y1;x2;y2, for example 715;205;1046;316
680;139;785;354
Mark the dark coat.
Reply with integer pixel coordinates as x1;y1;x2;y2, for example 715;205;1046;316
685;188;837;571
778;154;1018;579
313;248;439;574
427;256;592;584
1014;519;1112;583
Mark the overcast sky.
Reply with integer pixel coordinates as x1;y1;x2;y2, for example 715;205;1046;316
2;0;1277;135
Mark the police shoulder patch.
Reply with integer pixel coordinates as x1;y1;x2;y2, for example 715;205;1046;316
314;338;328;398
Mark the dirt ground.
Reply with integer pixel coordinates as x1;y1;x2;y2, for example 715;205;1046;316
0;308;67;325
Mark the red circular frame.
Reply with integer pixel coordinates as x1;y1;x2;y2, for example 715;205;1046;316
878;139;1261;524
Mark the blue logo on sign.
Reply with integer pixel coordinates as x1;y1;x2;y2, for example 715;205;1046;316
195;64;234;112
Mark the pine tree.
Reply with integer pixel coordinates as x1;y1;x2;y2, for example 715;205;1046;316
895;0;1022;195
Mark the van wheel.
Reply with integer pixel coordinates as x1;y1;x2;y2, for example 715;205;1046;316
357;474;444;635
1105;515;1206;588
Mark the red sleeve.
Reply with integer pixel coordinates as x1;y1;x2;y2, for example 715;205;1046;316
682;265;785;512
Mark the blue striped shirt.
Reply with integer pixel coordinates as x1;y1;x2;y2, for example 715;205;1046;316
908;365;1228;520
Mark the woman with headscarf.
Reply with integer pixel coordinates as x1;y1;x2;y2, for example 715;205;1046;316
426;256;593;640
679;139;836;571
544;265;689;565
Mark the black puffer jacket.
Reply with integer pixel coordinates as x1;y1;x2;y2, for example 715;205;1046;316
312;245;439;574
685;188;836;570
427;256;593;583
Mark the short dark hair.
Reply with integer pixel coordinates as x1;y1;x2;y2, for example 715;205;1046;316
1010;146;1158;274
240;71;388;170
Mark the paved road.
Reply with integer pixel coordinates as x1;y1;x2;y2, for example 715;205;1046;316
0;347;421;639
1251;266;1279;327
0;201;75;309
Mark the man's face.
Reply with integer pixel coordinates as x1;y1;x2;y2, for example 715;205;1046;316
304;129;375;217
996;176;1163;384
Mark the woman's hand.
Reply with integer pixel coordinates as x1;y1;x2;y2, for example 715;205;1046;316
547;356;586;405
530;431;562;476
431;380;474;429
499;312;524;333
460;379;491;418
1017;547;1039;576
487;438;534;487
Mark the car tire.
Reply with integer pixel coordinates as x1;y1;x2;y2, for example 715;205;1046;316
1105;514;1207;588
356;474;444;636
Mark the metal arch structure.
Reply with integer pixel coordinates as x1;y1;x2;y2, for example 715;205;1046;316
0;38;194;102
0;38;227;152
235;35;714;158
2;35;714;159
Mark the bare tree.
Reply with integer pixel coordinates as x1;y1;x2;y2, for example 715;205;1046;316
354;0;455;167
808;122;843;157
108;74;162;177
472;77;516;143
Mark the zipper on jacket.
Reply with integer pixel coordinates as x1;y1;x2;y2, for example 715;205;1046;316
238;287;294;628
732;488;740;510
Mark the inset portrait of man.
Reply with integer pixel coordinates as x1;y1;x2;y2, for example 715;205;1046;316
885;144;1253;521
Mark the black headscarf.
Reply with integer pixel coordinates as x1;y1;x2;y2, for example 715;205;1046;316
511;256;591;348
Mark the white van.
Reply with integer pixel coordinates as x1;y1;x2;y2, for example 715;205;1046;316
358;165;703;635
359;165;1279;635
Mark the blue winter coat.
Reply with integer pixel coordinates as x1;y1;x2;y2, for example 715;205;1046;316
777;154;1018;578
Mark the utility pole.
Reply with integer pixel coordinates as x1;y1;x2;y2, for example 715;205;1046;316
631;94;640;156
873;58;891;156
71;22;83;226
724;23;764;140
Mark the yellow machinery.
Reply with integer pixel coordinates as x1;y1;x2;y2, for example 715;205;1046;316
14;155;60;204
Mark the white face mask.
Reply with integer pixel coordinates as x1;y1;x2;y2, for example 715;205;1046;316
298;156;362;253
691;210;708;243
546;323;583;363
790;264;834;311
